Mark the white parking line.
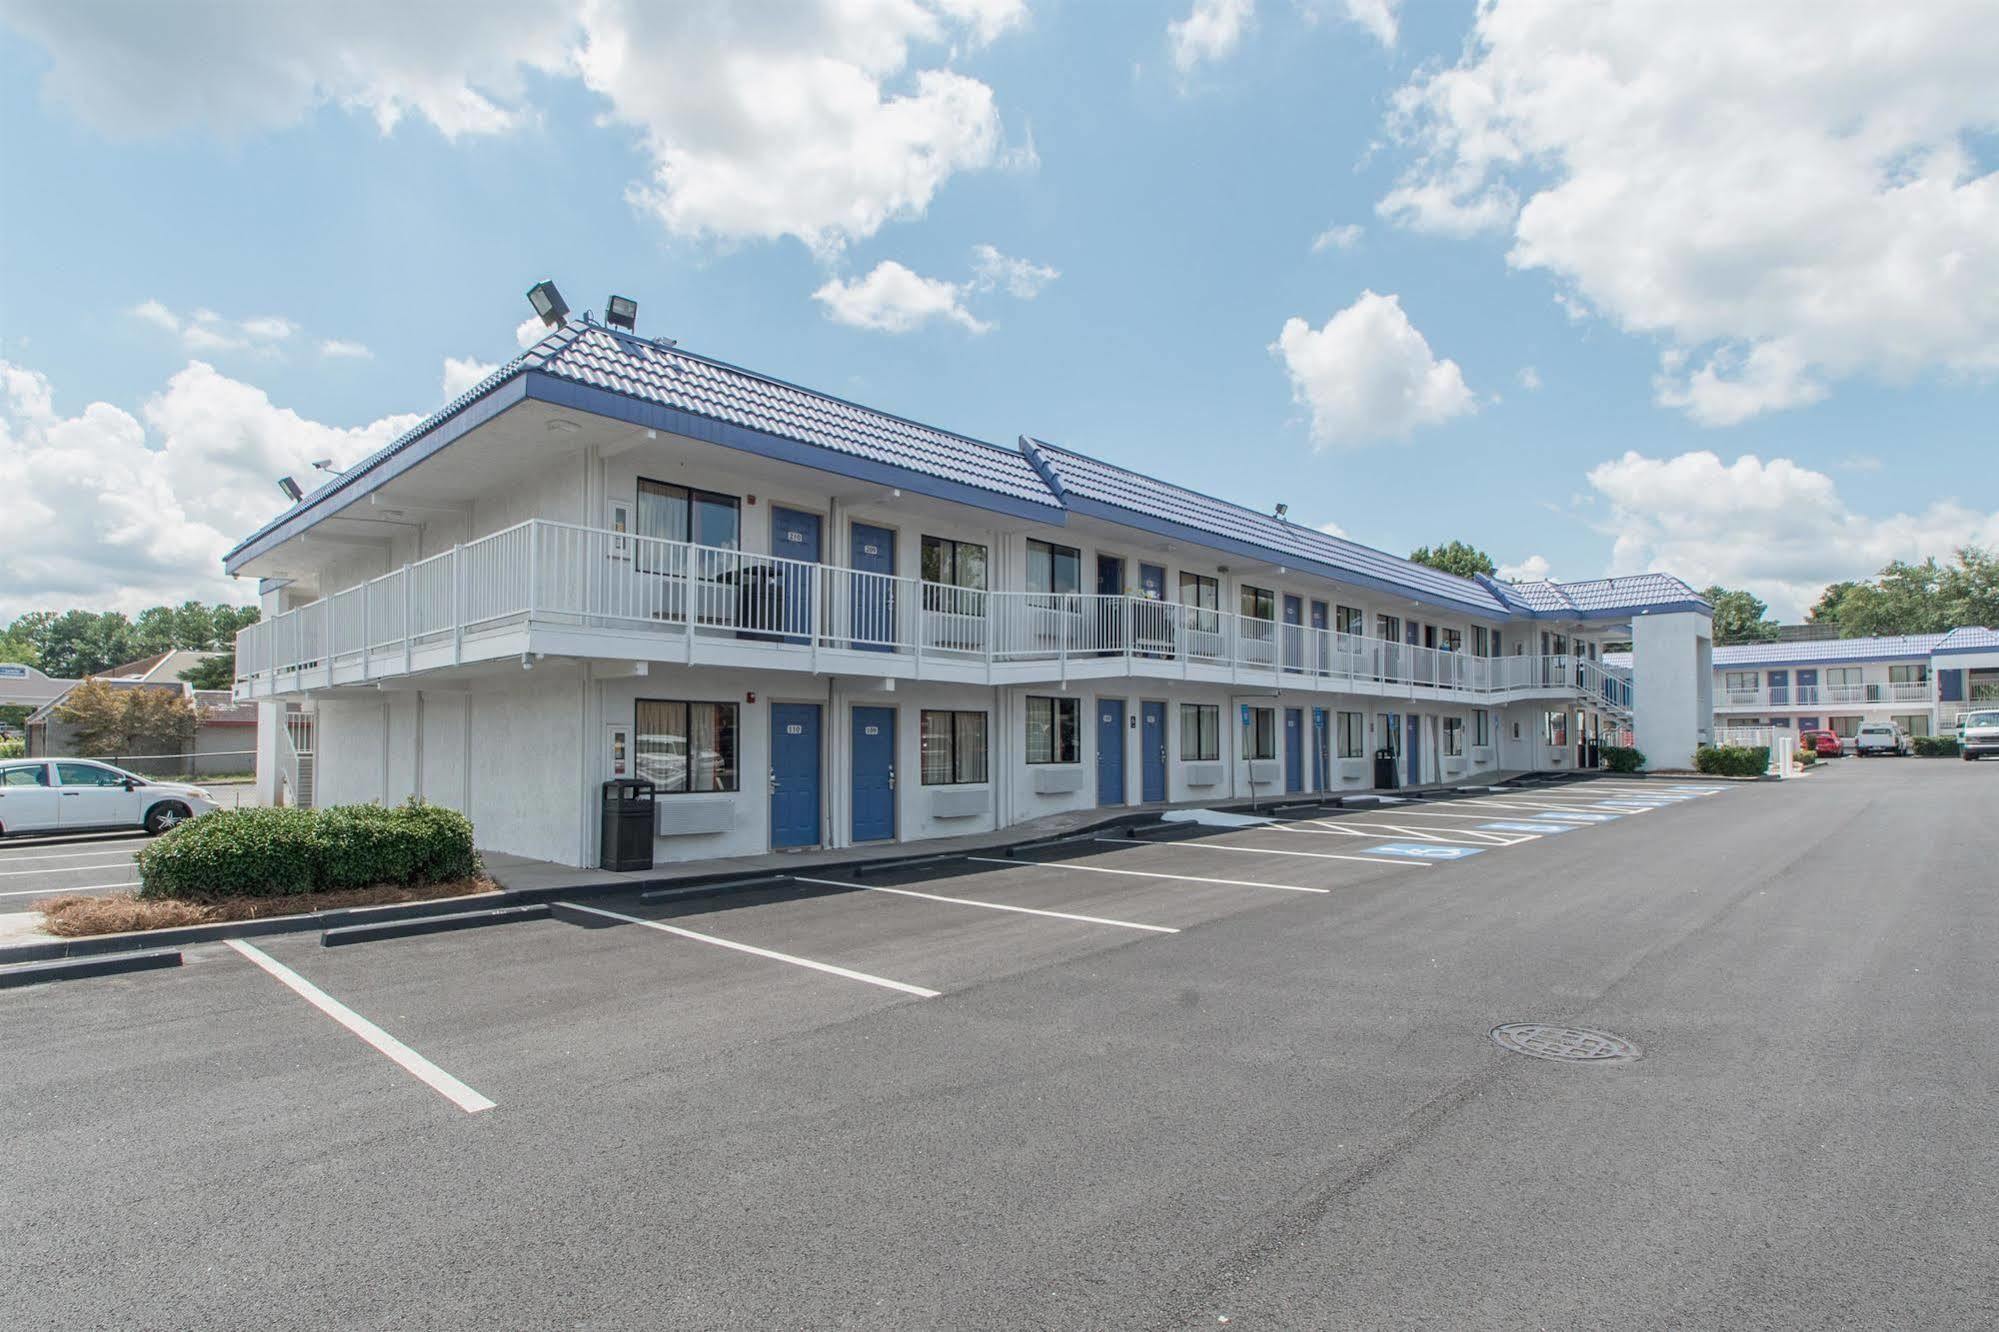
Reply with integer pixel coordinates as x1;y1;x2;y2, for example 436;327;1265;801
0;880;138;897
1283;821;1525;847
792;875;1179;934
556;900;941;998
0;862;137;877
225;938;495;1115
1094;836;1429;868
967;855;1333;894
0;848;143;863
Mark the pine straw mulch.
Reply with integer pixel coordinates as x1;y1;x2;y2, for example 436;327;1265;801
33;877;500;938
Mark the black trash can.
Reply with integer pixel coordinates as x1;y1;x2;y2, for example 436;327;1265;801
1373;747;1400;790
734;563;784;642
601;778;656;872
1586;740;1601;769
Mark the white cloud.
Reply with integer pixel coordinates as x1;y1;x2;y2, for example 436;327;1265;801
1310;223;1363;253
1836;454;1883;473
1270;291;1475;447
969;244;1059;298
1517;365;1540;390
1315;519;1348;539
813;262;989;334
130;300;298;356
1326;0;1399;47
12;2;1023;254
1498;554;1550;582
1588;449;1999;618
319;339;372;360
0;359;421;619
441;356;499;400
1377;1;1999;424
516;315;550;349
1169;0;1254;73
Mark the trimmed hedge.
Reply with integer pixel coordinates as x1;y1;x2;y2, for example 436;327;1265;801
1598;745;1645;773
1913;736;1960;758
1794;747;1818;768
136;800;477;900
1694;744;1770;777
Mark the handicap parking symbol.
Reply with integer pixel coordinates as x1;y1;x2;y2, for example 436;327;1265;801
1366;842;1483;860
1479;821;1578;834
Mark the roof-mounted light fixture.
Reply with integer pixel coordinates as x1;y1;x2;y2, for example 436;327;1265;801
526;280;570;330
310;458;341;475
277;476;304;502
1273;503;1289;520
605;294;638;331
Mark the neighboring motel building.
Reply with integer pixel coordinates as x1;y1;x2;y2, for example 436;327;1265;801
226;315;1714;870
1657;628;1999;742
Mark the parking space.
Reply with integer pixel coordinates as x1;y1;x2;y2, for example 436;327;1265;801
0;830;148;902
2;779;1735;1149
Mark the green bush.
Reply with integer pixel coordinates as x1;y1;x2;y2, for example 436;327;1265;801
136;800;477;900
1694;744;1770;777
1795;747;1817;767
1913;736;1960;758
0;736;23;759
1598;745;1645;773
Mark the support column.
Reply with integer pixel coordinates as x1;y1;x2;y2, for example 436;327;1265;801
1631;610;1714;770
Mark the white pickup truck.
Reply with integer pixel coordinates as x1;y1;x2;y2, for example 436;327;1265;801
1960;708;1999;761
0;759;220;837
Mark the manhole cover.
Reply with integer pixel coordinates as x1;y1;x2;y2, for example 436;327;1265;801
1490;1023;1641;1064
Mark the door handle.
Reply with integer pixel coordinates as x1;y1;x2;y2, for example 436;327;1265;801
888;767;896;791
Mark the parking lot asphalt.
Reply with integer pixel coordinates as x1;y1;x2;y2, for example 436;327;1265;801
0;828;148;903
4;764;1995;1329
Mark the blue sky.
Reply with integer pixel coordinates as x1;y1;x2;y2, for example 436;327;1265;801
2;0;1994;621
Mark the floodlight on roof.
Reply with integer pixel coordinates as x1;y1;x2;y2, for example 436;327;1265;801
605;294;638;330
278;476;304;502
1273;503;1289;519
526;280;570;329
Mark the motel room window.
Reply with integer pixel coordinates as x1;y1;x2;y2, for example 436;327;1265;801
1025;695;1080;764
637;479;739;550
1723;671;1760;694
1444;717;1465;757
1180;573;1220;632
1180;704;1220;761
635;699;739;794
1439;628;1464;654
1243;706;1277;760
1893;713;1931;737
1474;711;1491;747
1828;715;1861;739
920;710;989;784
1026;540;1081;597
1240;584;1275;625
1336;605;1364;638
1888;664;1929;686
1337;711;1365;759
1377;613;1401;641
1543;710;1569;747
921;536;989;624
1472;626;1489;656
1378;713;1402;756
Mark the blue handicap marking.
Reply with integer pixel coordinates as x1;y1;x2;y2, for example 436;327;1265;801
1480;821;1579;834
1366;842;1483;860
1667;785;1722;793
1592;801;1658;810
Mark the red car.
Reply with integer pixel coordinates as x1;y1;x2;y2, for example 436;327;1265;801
1799;729;1843;757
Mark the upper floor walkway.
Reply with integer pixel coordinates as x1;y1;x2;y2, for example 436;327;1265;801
233;518;1635;715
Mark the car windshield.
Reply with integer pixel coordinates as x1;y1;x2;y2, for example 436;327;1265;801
1968;711;1999;728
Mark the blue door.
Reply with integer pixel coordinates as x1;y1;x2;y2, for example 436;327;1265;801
1282;595;1303;671
1406;712;1422;786
1310;600;1328;674
1138;564;1165;601
849;523;896;651
1797;668;1818;705
1096;698;1126;806
1284;708;1304;792
770;703;821;848
1312;708;1328;791
770;507;820;643
850;706;896;843
1767;669;1788;706
1140;701;1166;803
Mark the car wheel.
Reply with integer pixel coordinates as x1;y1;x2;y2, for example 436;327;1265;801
145;801;191;836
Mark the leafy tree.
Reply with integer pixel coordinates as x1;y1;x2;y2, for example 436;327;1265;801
53;680;202;758
1806;581;1861;626
1702;585;1780;645
3;602;260;679
1800;548;1997;638
178;654;236;691
1409;541;1499;579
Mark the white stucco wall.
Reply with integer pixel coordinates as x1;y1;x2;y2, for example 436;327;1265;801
1632;610;1713;770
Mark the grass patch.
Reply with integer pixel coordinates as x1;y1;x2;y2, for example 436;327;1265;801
33;877;498;938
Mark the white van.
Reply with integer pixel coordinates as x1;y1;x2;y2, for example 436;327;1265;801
1960;709;1999;761
1854;722;1910;756
0;759;220;837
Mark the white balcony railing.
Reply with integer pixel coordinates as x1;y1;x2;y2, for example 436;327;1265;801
1714;679;1934;710
234;519;1621;708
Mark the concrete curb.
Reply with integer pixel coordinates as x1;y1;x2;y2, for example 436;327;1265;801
0;948;182;989
320;903;551;947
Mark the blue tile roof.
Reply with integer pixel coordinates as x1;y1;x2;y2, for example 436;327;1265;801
226;319;1059;566
1478;573;1709;618
1712;633;1947;666
1022;437;1511;617
1936;626;1999;653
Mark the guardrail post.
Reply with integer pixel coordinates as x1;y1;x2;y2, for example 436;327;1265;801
451;544;464;666
403;568;413;674
526;521;539;619
360;581;370;681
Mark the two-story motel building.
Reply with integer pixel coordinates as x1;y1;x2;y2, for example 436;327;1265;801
1681;628;1999;742
227;316;1714;869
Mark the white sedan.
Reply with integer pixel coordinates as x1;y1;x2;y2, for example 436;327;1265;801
0;759;221;837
